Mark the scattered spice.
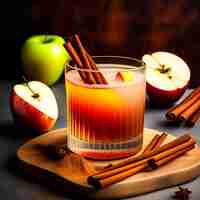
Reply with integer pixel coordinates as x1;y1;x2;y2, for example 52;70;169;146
147;158;158;170
172;186;192;200
37;144;68;160
48;145;68;159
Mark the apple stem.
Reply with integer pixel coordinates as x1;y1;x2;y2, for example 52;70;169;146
43;35;54;43
44;35;49;43
22;76;40;99
161;64;165;73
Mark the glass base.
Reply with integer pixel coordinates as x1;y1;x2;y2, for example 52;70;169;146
67;134;143;160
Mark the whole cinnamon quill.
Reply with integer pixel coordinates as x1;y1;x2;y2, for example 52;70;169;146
88;134;195;188
63;34;107;84
166;86;200;126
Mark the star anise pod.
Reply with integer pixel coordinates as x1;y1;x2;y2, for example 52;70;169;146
172;186;192;200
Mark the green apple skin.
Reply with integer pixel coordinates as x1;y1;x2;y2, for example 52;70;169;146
21;35;70;86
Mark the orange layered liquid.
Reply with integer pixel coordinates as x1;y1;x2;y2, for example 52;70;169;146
65;66;145;160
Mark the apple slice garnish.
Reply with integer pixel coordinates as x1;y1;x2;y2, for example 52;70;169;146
115;71;134;82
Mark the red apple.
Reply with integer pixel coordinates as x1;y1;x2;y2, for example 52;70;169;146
10;81;58;133
142;51;191;106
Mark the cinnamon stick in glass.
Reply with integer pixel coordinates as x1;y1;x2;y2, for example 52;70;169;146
63;35;107;84
73;34;97;84
166;86;200;121
74;34;107;84
63;40;94;84
86;52;108;84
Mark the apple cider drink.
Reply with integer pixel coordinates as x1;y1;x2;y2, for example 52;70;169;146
65;56;145;160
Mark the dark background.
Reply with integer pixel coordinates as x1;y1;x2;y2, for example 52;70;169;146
1;0;200;87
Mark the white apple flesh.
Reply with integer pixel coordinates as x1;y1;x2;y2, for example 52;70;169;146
143;52;190;106
10;81;58;132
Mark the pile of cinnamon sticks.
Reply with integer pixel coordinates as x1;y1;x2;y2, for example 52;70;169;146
63;34;107;84
87;133;195;189
166;86;200;126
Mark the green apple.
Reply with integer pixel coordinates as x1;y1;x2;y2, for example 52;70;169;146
21;35;70;86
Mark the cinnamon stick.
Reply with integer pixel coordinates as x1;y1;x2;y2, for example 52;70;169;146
73;34;97;84
88;134;191;182
152;145;194;168
96;145;194;189
101;133;167;172
93;133;171;176
86;52;108;84
153;132;168;149
64;35;107;84
107;134;188;170
97;133;167;172
142;134;160;154
73;34;107;84
88;136;195;188
186;109;200;126
89;162;147;189
166;86;200;121
88;137;194;181
143;132;167;154
63;41;93;84
178;97;200;123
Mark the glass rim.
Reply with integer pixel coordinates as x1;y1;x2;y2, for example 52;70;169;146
65;56;145;72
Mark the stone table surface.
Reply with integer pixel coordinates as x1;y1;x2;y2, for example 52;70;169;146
0;80;199;200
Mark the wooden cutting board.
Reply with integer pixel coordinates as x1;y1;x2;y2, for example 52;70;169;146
17;128;200;199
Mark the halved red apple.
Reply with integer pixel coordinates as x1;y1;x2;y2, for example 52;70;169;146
10;81;58;133
142;51;191;106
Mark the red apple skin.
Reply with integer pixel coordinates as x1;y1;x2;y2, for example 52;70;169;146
10;89;57;133
146;82;188;107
